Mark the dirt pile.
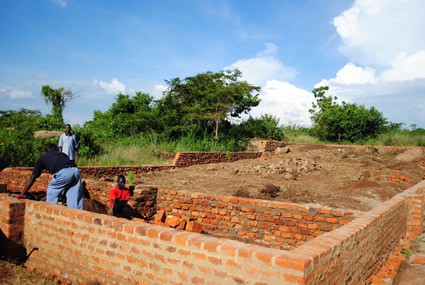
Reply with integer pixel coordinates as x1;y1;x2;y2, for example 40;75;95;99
234;157;319;180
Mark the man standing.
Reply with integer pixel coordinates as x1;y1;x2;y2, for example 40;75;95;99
16;143;83;209
58;124;78;162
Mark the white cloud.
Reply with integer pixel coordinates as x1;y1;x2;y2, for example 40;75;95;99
10;89;33;99
312;0;425;128
226;43;296;86
382;51;425;81
50;0;68;8
317;63;376;87
248;80;314;127
93;78;126;95
333;0;425;69
153;84;167;97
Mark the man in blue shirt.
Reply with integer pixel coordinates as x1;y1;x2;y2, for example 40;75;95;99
16;143;83;209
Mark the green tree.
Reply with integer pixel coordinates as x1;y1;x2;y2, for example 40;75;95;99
41;85;74;127
0;109;55;166
309;86;387;142
159;69;261;139
230;115;284;141
84;92;159;139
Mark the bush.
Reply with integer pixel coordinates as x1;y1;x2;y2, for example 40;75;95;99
309;86;387;142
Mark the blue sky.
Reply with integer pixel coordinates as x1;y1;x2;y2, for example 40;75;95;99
1;0;425;129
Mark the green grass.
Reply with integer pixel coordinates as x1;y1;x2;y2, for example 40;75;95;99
77;143;171;166
77;135;243;166
77;131;425;167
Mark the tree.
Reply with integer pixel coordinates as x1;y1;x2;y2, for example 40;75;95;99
0;109;55;166
159;69;261;139
41;85;74;127
309;86;387;142
230;115;284;141
85;92;159;138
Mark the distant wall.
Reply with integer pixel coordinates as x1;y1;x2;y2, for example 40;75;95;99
0;151;262;182
171;152;262;167
258;140;286;152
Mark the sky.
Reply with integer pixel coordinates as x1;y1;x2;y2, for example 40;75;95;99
1;0;425;129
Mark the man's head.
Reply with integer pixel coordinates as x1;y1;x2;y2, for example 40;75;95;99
65;124;71;134
45;143;59;153
117;175;126;189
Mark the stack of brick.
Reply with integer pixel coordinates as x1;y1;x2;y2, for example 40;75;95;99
154;210;203;233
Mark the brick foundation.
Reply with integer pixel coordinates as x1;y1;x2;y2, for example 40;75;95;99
0;148;424;284
0;179;424;284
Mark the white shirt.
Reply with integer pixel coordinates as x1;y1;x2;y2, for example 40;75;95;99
58;133;78;160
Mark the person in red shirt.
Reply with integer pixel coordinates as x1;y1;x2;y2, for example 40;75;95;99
108;175;142;220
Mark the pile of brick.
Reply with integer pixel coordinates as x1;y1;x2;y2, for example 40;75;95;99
153;210;203;233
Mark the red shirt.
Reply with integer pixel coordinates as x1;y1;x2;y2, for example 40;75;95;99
109;186;130;206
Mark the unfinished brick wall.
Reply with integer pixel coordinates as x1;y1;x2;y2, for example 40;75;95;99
0;181;423;284
258;140;286;152
0;151;261;183
157;190;359;250
171;152;262;167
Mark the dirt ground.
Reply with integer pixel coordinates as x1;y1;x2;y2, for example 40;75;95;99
141;143;425;212
140;143;425;284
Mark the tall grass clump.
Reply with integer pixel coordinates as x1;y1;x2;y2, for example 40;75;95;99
361;133;425;146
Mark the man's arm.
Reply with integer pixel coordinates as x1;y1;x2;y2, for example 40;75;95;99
16;174;37;199
73;135;78;161
58;134;63;152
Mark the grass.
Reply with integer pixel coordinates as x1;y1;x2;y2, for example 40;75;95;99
78;143;172;166
77;135;242;166
77;131;425;167
0;260;58;285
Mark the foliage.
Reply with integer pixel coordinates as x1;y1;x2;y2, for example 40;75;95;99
230;115;284;141
158;69;261;139
0;109;57;166
41;85;74;128
362;130;425;146
309;86;387;142
72;125;101;157
83;92;160;140
282;124;321;144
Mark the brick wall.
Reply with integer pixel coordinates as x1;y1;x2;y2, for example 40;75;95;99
171;152;262;167
0;151;262;182
0;181;423;284
157;190;359;250
258;140;286;152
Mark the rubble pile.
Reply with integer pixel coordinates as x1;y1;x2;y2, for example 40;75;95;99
234;157;320;180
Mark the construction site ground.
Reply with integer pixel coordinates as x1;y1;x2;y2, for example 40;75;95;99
140;143;425;284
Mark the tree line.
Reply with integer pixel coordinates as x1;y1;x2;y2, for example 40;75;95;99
1;69;423;167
